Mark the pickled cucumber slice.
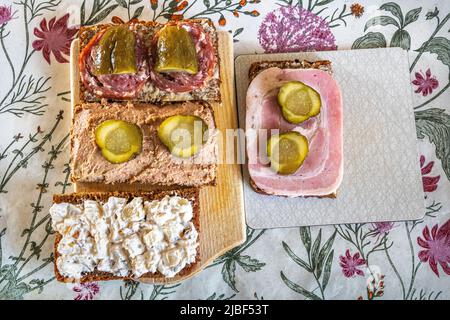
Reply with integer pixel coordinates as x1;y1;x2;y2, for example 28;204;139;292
100;148;138;164
95;120;142;164
277;81;321;124
158;115;207;158
267;131;309;175
93;25;137;75
154;25;199;74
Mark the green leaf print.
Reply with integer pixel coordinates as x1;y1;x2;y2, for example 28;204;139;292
391;29;411;50
280;272;321;300
90;4;119;24
352;32;387;49
281;228;336;299
236;255;265;272
81;0;119;26
364;16;400;31
380;2;404;26
404;8;422;26
0;111;64;193
415;108;450;180
119;282;181;300
208;227;266;293
120;280;143;300
115;0;128;8
132;6;145;20
411;289;443;300
310;229;322;270
425;7;439;20
0;128;69;299
321;250;334;290
222;260;237;292
299;226;311;252
0;75;51;117
282;241;312;272
205;292;236;300
233;27;244;42
0;0;59;118
410;12;450;72
148;284;180;300
415;37;450;70
361;2;421;50
315;232;336;279
316;0;335;6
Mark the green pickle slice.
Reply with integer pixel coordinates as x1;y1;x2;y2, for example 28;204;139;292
158;115;207;158
93;25;137;75
277;81;321;124
95;120;142;164
154;25;199;74
267;131;309;175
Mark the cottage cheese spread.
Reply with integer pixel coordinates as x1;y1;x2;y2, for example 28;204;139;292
50;195;198;279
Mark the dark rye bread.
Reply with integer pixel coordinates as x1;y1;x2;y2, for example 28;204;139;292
78;18;221;103
248;60;332;81
53;189;200;283
70;100;217;187
247;59;337;198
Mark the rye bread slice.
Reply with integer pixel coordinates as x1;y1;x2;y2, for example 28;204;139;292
248;60;332;82
53;188;200;283
78;18;221;103
247;59;337;198
70;100;217;187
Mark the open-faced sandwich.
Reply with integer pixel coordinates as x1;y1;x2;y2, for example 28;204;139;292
246;60;343;198
50;189;199;283
71;100;217;187
78;19;220;102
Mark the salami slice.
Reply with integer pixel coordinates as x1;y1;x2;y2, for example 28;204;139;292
79;26;149;100
148;22;216;93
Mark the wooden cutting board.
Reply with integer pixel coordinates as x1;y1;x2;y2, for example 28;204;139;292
69;31;246;284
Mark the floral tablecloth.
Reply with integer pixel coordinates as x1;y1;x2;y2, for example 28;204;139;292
0;0;449;300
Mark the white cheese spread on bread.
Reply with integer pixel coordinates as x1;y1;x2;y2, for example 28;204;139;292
50;195;198;279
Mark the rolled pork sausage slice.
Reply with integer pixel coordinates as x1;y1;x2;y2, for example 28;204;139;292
246;67;343;197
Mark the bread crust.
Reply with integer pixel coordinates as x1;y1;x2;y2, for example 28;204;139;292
78;18;221;103
53;189;200;283
247;59;337;199
249;177;336;198
248;59;332;81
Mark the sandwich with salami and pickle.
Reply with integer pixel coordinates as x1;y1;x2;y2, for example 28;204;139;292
78;19;220;103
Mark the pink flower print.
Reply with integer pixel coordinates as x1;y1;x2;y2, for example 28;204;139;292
370;222;395;240
73;282;100;300
412;69;439;96
420;155;440;192
417;219;450;277
0;5;16;25
339;249;366;278
258;6;337;53
32;13;78;64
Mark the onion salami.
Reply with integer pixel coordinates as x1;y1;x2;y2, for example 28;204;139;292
79;26;149;100
148;21;216;93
